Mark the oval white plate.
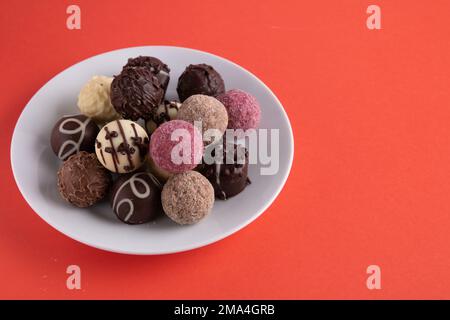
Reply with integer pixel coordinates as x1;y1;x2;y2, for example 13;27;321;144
10;46;294;255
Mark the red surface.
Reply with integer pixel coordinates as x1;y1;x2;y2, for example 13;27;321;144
2;0;450;299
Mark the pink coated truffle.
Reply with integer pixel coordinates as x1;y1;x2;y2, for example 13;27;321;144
150;120;203;173
217;89;261;131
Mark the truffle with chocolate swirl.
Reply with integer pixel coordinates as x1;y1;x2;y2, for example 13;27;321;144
95;119;149;173
110;67;164;121
124;56;170;94
146;100;181;134
197;140;250;200
110;171;162;224
50;114;99;161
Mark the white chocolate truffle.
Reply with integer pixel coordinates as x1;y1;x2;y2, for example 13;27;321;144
95;120;149;173
78;76;120;122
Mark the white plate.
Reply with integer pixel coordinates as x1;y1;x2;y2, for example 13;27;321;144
10;46;294;255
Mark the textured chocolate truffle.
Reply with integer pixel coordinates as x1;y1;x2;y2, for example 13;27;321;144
77;75;120;123
177;94;228;144
50;114;99;161
197;141;250;200
217;89;261;131
176;64;225;102
162;171;214;225
111;67;164;120
57;152;111;207
95;120;149;174
124;56;170;93
146;100;181;134
150;120;203;173
110;171;162;224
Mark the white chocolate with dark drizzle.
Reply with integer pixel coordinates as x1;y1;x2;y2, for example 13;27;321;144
95;119;149;173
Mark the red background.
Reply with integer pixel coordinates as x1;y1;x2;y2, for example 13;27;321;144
2;0;450;299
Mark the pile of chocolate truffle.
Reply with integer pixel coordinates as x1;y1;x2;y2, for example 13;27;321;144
50;56;261;225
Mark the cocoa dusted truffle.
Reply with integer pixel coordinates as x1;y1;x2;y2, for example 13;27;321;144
177;94;228;145
176;64;225;102
197;140;250;200
124;56;170;93
110;67;164;121
162;171;214;225
57;152;112;207
110;171;162;224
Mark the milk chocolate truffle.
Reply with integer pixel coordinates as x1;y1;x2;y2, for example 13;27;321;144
177;94;228;145
50;114;99;161
162;171;214;225
198;140;250;200
110;171;162;224
95;120;149;173
57;152;111;207
110;67;164;120
146;100;181;134
124;56;170;93
77;75;120;123
177;64;225;102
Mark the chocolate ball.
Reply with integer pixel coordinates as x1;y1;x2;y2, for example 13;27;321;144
177;94;228;145
57;152;112;207
110;171;162;224
197;140;250;200
111;67;164;121
95;120;149;174
124;56;170;94
146;100;181;134
176;64;225;102
162;171;214;225
50;114;99;161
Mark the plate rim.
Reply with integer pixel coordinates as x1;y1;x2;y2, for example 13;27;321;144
10;45;295;255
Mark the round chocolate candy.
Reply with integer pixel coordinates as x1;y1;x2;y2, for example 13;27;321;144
145;100;181;134
110;67;164;121
124;56;170;94
50;114;99;161
95;119;149;173
176;64;225;102
197;140;250;200
57;152;112;207
110;171;162;224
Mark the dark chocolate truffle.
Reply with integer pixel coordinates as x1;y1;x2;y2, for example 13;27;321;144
124;56;170;93
50;114;99;161
110;67;164;121
197;140;250;200
57;152;112;207
146;100;181;134
110;171;162;224
176;64;225;102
